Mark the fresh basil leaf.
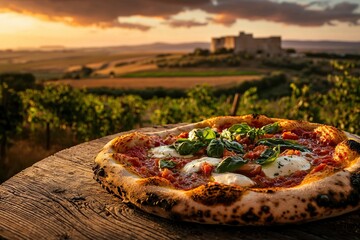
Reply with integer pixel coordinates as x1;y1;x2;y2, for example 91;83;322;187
170;138;191;149
247;128;262;141
256;138;310;152
195;127;217;142
261;122;280;134
228;123;265;142
256;146;280;165
228;123;252;134
206;139;224;158
215;156;248;173
174;140;206;155
220;129;233;140
159;159;176;169
222;139;244;154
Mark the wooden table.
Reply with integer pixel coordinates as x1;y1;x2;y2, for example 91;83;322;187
1;125;359;240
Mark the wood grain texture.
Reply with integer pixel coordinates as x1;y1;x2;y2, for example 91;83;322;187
0;125;359;240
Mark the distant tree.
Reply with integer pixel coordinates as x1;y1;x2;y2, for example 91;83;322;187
79;66;93;78
285;48;296;54
192;48;210;56
0;73;36;90
214;48;234;55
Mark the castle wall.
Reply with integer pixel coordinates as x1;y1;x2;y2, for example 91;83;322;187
211;32;282;56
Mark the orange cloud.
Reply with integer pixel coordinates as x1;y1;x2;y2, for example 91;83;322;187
166;19;208;28
0;0;359;29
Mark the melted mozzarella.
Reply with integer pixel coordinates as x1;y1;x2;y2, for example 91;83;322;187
188;129;198;141
148;146;193;158
182;157;221;174
262;155;311;178
212;173;255;187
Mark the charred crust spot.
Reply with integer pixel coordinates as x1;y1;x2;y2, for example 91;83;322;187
260;205;270;214
92;164;100;171
316;194;330;207
305;203;318;217
241;208;260;222
204;210;211;218
334;181;345;186
315;175;360;209
137;193;177;211
190;183;244;206
94;166;106;178
196;210;203;218
117;186;127;198
350;173;360;191
252;113;260;119
347;140;360;154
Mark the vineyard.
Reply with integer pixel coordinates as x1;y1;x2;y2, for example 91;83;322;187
0;62;359;182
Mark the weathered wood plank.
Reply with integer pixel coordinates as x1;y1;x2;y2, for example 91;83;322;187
0;125;359;240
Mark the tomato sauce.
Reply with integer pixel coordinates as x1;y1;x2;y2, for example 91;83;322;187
115;125;339;190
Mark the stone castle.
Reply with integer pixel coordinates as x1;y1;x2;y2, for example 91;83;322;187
211;31;282;56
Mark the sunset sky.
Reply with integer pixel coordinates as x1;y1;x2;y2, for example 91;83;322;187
0;0;360;49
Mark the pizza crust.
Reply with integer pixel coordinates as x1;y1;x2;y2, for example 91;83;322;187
94;115;360;225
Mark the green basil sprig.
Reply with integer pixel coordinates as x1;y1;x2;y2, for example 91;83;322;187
206;139;224;158
215;156;248;173
189;127;217;143
256;146;280;165
261;122;280;134
228;123;252;135
159;160;176;169
222;139;244;154
228;122;280;142
173;140;206;155
256;138;310;152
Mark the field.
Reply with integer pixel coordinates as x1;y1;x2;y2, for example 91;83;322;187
120;69;259;78
49;75;262;89
0;49;160;80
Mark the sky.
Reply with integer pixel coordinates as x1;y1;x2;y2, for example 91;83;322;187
0;0;359;49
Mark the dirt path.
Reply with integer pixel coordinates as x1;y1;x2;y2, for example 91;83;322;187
49;75;262;89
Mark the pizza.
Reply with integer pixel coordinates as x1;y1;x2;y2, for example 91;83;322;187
93;114;360;225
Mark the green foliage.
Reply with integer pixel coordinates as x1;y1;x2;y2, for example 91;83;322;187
321;62;360;133
0;83;24;141
0;73;36;91
0;73;35;159
21;85;146;142
191;48;210;57
150;85;230;124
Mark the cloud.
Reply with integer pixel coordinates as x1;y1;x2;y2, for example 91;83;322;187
204;1;360;27
116;22;152;31
166;19;208;28
0;0;359;29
